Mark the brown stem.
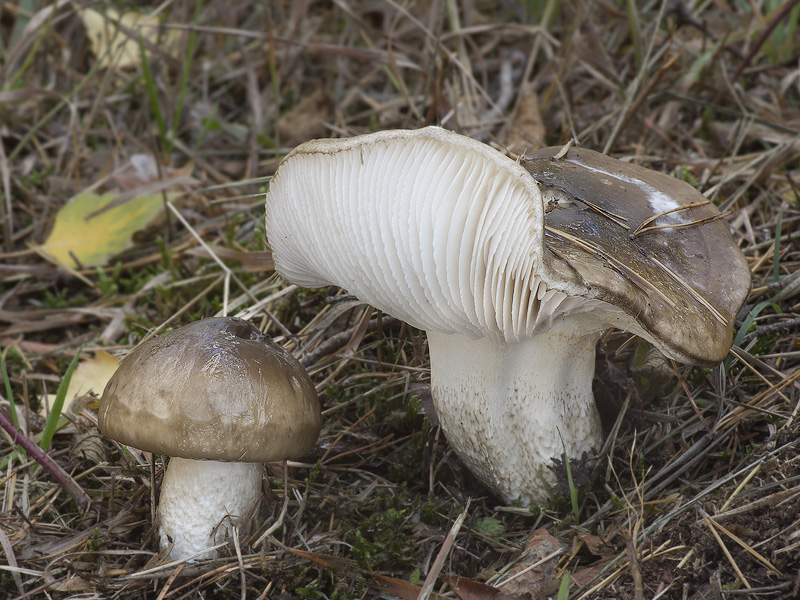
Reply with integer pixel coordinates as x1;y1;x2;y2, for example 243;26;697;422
0;410;90;511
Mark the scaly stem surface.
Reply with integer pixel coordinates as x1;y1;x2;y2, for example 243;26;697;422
427;319;604;505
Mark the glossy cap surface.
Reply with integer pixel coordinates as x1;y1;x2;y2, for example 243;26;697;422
525;146;751;364
99;318;321;461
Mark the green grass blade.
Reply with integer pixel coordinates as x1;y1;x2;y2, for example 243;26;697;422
773;213;782;282
8;53;104;163
556;572;570;600
0;351;18;430
0;350;28;464
6;0;50;90
139;33;168;155
625;0;642;71
725;298;781;370
39;351;80;452
558;429;580;521
171;0;201;150
733;299;782;349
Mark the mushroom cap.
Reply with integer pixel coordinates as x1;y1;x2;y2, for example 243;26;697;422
266;127;750;365
99;317;321;462
526;146;752;365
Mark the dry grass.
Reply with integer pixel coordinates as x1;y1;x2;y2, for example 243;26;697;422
1;1;800;598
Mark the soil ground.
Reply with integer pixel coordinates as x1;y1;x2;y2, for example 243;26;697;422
1;1;800;599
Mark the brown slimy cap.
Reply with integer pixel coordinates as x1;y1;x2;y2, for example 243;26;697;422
99;317;321;461
524;146;752;365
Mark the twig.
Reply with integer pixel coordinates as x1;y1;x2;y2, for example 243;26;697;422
231;527;247;600
726;0;800;88
254;463;291;548
154;562;185;600
701;510;751;589
739;317;800;346
299;316;400;368
0;410;90;511
0;527;23;594
631;200;714;235
418;499;471;600
704;512;782;575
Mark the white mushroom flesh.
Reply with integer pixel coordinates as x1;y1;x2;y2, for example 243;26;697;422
158;459;261;560
427;311;620;505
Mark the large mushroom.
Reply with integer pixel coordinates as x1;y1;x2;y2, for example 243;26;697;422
264;127;750;505
99;317;321;560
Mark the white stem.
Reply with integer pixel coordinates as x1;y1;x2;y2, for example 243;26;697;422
426;319;603;506
158;459;262;560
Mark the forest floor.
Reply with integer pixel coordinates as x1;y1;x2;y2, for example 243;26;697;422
1;1;800;599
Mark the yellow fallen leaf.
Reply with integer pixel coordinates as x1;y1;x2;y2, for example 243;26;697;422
67;351;119;399
43;351;119;416
41;188;172;269
80;7;176;69
507;84;545;154
48;574;93;593
276;88;334;146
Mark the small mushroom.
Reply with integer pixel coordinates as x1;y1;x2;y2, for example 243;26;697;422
264;127;750;505
99;317;321;560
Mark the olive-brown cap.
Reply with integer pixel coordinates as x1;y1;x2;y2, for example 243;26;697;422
525;146;752;365
99;317;321;462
